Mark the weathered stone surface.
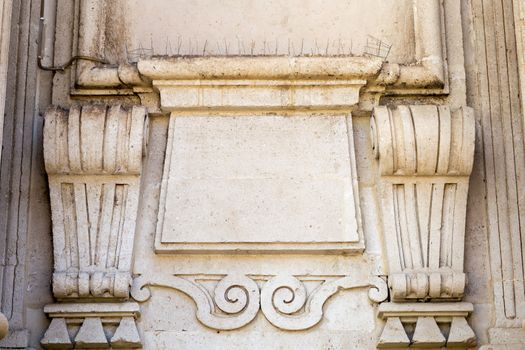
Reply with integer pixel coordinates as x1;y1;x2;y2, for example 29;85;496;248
74;318;108;348
110;317;142;348
41;303;141;349
3;0;525;348
448;316;477;347
40;318;72;349
156;114;362;253
377;317;410;348
412;317;446;347
377;303;477;348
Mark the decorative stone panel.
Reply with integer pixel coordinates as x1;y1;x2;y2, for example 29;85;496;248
147;57;371;254
125;55;390;341
131;274;387;331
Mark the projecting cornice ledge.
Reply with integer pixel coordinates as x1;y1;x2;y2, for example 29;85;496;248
136;56;385;112
136;56;385;80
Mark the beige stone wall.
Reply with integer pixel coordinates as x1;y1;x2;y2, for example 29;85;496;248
1;0;525;349
0;0;55;349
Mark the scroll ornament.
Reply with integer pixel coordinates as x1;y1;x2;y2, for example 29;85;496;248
131;274;388;331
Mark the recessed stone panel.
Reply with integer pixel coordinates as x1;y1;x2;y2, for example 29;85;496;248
155;114;363;253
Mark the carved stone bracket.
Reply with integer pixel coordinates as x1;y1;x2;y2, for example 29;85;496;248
372;104;476;348
42;104;147;348
372;105;475;301
44;104;146;299
41;302;141;349
130;274;387;331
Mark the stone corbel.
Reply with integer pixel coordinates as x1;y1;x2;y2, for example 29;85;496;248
372;105;476;347
41;104;147;348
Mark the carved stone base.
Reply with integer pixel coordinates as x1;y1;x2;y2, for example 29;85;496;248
377;302;476;348
41;302;141;349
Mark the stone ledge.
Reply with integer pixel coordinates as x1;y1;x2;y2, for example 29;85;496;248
138;56;384;80
44;302;141;319
378;302;473;322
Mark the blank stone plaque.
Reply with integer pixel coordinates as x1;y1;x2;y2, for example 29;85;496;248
155;115;363;253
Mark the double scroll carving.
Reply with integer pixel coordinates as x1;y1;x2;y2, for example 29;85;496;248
132;274;260;330
131;274;387;331
372;105;475;301
260;275;387;330
44;104;146;299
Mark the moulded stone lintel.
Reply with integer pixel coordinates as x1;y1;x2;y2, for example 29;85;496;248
154;79;367;111
138;56;380;111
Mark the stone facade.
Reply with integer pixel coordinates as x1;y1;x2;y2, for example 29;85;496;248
0;0;525;349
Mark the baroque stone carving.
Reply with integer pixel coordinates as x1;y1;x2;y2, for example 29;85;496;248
372;105;475;301
132;274;260;331
260;275;387;330
44;104;146;299
131;274;387;331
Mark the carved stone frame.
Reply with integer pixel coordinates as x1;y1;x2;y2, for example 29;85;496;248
67;0;449;96
40;0;482;348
